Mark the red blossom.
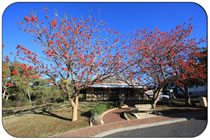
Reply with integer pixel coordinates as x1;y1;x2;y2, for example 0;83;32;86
30;15;38;22
7;83;14;87
11;70;18;75
44;8;48;11
62;68;68;71
24;16;30;22
51;18;57;28
48;40;54;44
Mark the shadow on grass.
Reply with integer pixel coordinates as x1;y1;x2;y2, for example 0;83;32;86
31;108;72;121
80;111;91;118
158;108;207;120
2;104;55;117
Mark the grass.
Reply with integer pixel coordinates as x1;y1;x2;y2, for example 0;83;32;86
125;98;203;120
125;112;137;120
155;105;201;115
2;103;56;117
2;101;111;137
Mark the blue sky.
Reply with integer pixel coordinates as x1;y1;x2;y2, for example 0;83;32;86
2;2;207;57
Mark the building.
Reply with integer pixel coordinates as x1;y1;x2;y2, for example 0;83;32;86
80;79;146;101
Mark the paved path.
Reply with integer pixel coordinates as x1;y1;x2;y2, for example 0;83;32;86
52;108;206;138
102;107;130;124
53;115;175;137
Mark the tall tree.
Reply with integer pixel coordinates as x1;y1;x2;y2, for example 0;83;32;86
2;61;14;100
170;47;207;106
2;54;40;104
126;20;206;107
9;61;39;104
16;9;126;121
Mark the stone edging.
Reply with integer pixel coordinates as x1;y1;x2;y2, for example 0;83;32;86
101;105;130;120
123;112;130;120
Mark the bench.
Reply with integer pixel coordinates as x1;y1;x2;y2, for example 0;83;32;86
135;104;156;114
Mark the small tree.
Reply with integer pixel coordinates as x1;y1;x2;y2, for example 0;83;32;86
16;9;126;121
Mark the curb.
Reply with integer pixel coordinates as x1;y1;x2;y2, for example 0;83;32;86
123;112;130;120
93;118;188;137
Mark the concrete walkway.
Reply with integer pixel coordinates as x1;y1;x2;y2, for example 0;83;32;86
52;108;206;138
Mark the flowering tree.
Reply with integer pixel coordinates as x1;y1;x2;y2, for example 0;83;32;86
16;9;126;121
170;47;207;106
2;53;39;103
2;61;14;100
126;20;206;107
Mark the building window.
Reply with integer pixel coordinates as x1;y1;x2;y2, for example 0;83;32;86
94;88;104;96
110;89;119;101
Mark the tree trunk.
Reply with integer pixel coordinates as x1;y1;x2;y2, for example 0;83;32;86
184;85;191;106
69;96;79;121
152;87;163;108
27;88;32;105
72;104;78;121
2;90;6;99
5;95;10;101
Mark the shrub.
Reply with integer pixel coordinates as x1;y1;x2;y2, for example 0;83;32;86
79;94;86;101
92;113;102;125
19;96;30;106
35;98;43;105
113;101;124;108
118;100;124;108
2;99;17;108
56;97;65;103
90;103;114;116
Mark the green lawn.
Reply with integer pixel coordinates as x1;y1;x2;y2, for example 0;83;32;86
2;101;110;137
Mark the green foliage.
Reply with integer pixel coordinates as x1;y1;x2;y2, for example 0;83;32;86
2;99;17;108
2;62;65;108
35;98;44;105
2;61;11;80
79;94;86;101
90;103;115;116
19;96;30;106
114;100;124;108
